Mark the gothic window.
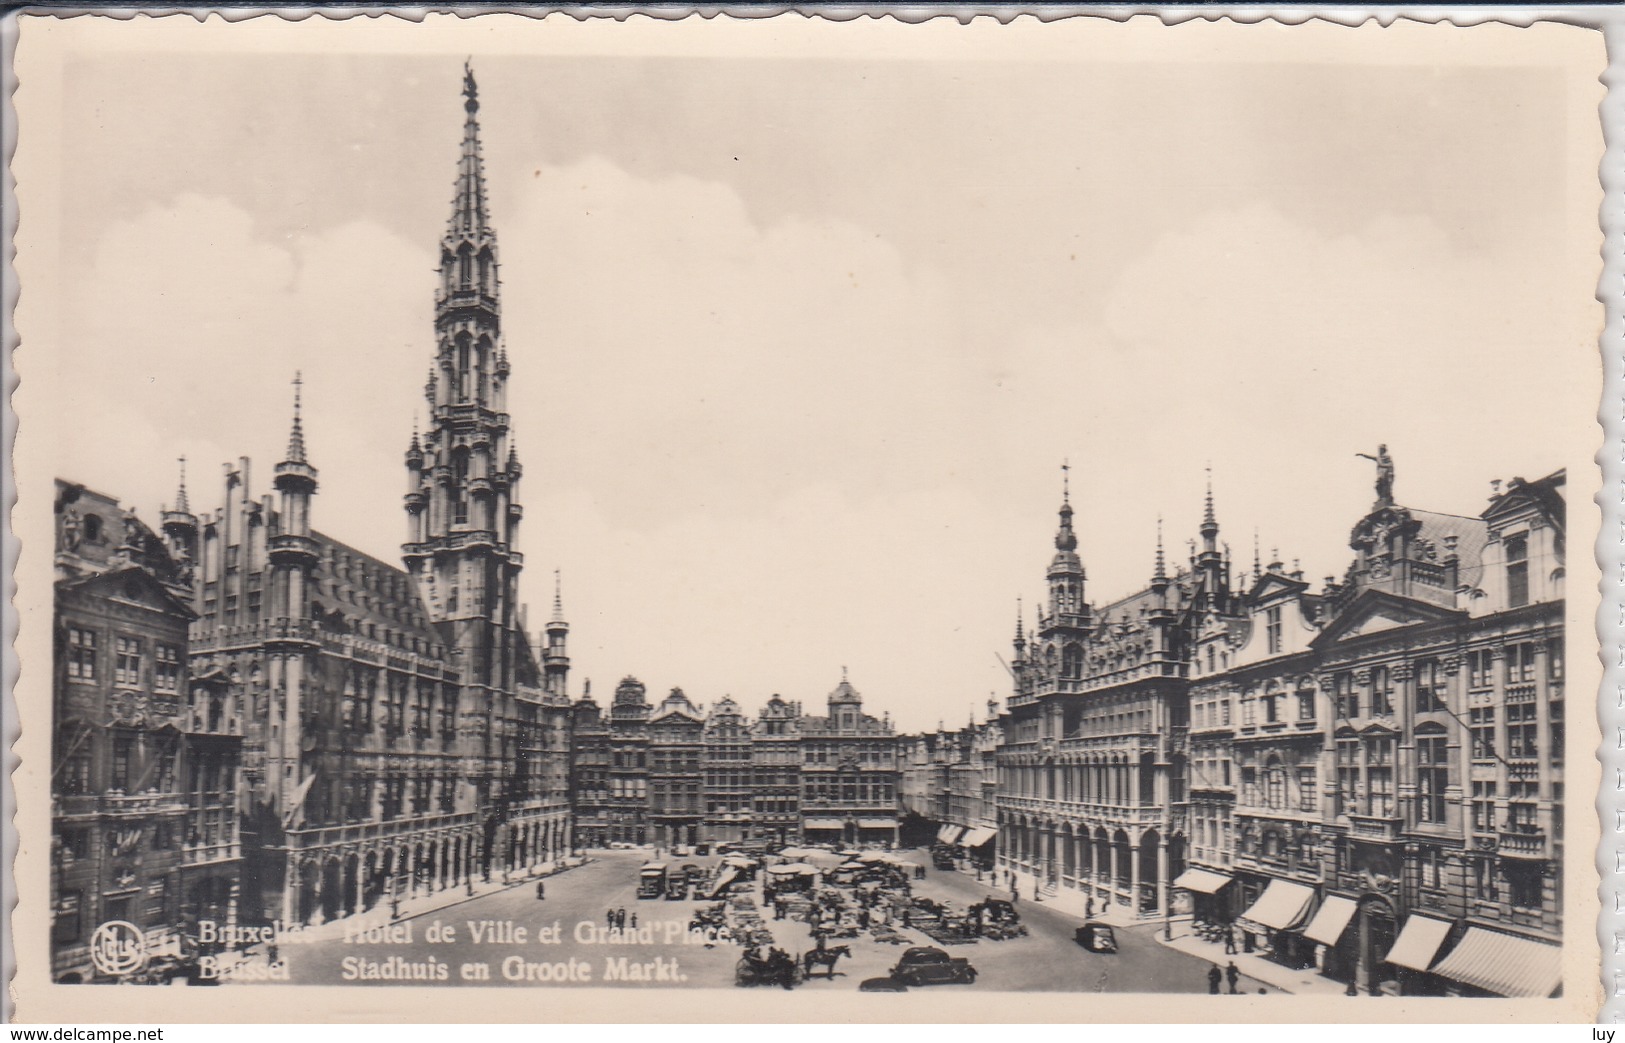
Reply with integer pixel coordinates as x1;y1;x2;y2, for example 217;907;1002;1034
452;452;470;526
1505;532;1529;608
1061;643;1083;679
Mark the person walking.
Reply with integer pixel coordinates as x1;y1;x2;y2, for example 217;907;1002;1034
605;908;614;928
1207;964;1222;995
1084;895;1094;918
630;912;639;930
1225;961;1240;995
535;881;546;900
1223;924;1237;955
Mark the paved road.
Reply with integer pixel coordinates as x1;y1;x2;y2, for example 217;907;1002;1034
273;849;1279;995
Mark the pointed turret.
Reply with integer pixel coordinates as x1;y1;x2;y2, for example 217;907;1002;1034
270;373;319;629
160;456;199;582
1045;461;1086;626
284;371;308;465
542;569;571;700
1195;467;1227;607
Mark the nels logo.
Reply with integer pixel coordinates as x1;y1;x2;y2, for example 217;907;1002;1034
89;920;147;978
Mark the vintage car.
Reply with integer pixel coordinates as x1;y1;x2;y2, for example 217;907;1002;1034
888;946;978;986
1074;922;1118;953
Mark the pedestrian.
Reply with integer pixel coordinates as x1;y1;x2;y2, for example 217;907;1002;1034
630;912;638;929
1224;924;1237;955
606;908;614;928
535;881;546;900
1226;961;1240;995
1084;896;1094;918
1207;964;1222;995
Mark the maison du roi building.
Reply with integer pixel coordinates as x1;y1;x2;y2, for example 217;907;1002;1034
49;69;575;981
990;459;1565;998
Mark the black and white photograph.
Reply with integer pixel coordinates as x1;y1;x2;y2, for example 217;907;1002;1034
7;11;1607;1023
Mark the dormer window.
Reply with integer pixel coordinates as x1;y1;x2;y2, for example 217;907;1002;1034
1265;606;1283;654
1505;532;1529;608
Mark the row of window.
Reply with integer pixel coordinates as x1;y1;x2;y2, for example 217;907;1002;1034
65;629;183;692
1189;641;1562;728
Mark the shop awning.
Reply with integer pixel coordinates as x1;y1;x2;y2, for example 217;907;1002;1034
1385;914;1454;972
961;826;997;848
1430;928;1562;998
1301;895;1358;947
1237;880;1316;931
857;818;895;829
1172;868;1234;895
935;824;956;843
804;817;844;830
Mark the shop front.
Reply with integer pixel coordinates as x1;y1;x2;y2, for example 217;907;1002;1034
1235;877;1316;968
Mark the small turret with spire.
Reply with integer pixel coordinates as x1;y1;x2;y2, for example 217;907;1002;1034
160;455;199;589
542;569;571;700
1045;460;1087;626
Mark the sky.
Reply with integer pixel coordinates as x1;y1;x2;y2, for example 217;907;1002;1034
30;19;1601;733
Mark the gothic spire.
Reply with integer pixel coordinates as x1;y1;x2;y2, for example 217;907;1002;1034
1055;460;1078;553
1201;465;1217;534
174;455;190;515
285;372;307;464
449;62;492;241
552;569;564;623
1153;514;1166;581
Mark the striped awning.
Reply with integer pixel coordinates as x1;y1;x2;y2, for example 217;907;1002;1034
1237;880;1315;931
1301;896;1358;947
1385;914;1454;972
803;817;844;830
1172;868;1234;895
961;826;997;848
1430;928;1563;998
936;824;966;844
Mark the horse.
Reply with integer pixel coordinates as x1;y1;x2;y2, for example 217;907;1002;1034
803;944;853;979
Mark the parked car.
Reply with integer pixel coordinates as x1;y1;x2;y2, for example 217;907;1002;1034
1074;922;1117;953
888;946;977;986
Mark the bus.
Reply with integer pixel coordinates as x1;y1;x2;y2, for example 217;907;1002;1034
638;862;668;899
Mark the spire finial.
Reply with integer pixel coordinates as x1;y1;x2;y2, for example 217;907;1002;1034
841;664;848;683
1253;528;1262;574
1154;514;1166;580
1015;596;1025;642
1203;464;1215;526
1061;458;1071;505
449;63;491;238
285;371;307;463
175;455;190;514
552;569;564;622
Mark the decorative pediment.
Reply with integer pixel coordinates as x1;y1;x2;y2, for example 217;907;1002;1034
61;564;196;620
1310;588;1463;650
1248;573;1309;602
